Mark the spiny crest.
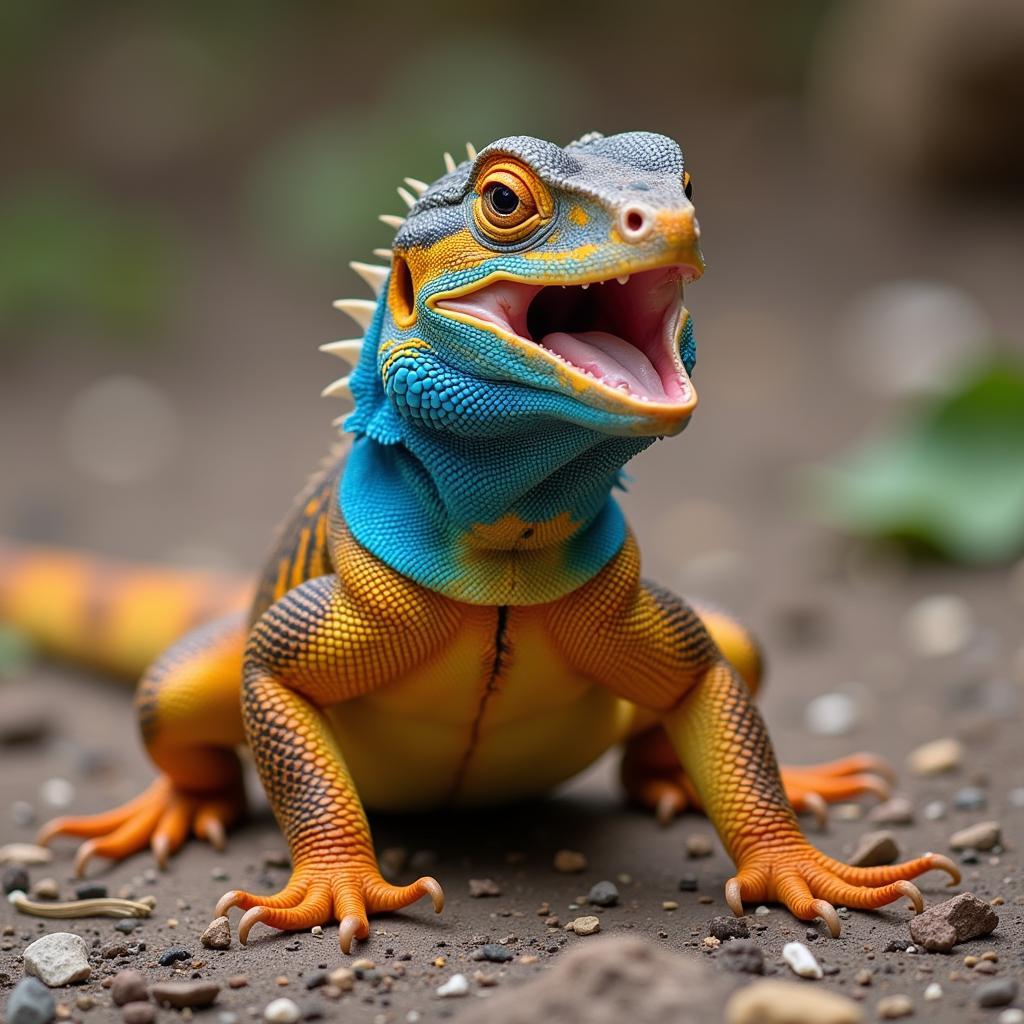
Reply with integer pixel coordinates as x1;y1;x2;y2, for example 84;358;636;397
323;143;476;419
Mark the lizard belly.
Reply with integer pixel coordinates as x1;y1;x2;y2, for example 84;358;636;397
324;604;635;810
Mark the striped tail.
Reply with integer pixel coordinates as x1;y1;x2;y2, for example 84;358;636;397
0;540;252;681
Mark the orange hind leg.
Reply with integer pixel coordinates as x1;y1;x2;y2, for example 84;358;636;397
622;604;893;825
38;613;248;875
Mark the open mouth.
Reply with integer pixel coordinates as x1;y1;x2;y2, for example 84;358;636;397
435;265;698;409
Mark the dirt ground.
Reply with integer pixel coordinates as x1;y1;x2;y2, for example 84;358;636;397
2;112;1023;1022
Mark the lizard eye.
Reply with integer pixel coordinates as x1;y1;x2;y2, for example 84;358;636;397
486;184;520;216
473;159;553;244
683;171;693;202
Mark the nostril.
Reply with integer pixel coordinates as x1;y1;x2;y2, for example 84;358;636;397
619;203;653;243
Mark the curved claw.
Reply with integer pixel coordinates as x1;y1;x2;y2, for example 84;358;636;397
338;914;367;955
151;834;170;871
656;790;686;826
420;876;445;913
725;877;744;917
801;791;829;830
894;880;923;914
238;906;268;945
201;817;227;852
73;840;99;879
926;853;961;886
859;773;893;801
215;890;242;917
811;899;841;938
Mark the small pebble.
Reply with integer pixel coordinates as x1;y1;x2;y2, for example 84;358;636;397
39;779;75;809
909;892;998;953
310;925;322;937
804;692;859;736
2;865;29;895
849;830;900;867
158;947;192;967
227;976;248;990
782;941;823;979
949;821;1001;851
468;878;501;898
111;970;148;1006
976;979;1017;1008
923;982;942;1001
74;883;107;900
678;874;699;891
262;998;300;1023
327;967;354;991
149;981;220;1010
24;932;91;987
904;594;973;657
553;850;587;873
569;916;601;936
999;1011;1024;1024
11;801;36;827
855;969;872;986
952;786;986;811
121;1003;155;1024
718;938;764;975
436;974;469;998
708;916;749;941
662;900;679;911
5;977;56;1024
100;942;128;959
868;797;915;826
200;917;231;951
472;944;513;963
587;880;619;907
754;905;770;916
908;737;963;776
32;879;59;901
876;994;913;1019
685;834;714;858
923;801;946;821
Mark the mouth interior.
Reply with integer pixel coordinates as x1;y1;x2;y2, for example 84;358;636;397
437;266;692;404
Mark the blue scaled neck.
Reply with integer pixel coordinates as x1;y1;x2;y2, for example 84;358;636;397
340;424;653;606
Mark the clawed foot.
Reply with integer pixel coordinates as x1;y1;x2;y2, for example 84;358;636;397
628;752;895;828
216;863;445;953
37;775;245;876
725;844;960;937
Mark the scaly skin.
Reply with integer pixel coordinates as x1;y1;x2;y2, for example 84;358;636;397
0;132;959;953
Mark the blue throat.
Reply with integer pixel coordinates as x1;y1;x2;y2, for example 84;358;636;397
340;427;653;606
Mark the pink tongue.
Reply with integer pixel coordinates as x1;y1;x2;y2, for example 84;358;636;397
542;331;667;400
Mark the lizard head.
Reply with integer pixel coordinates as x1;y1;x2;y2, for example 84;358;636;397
329;132;704;441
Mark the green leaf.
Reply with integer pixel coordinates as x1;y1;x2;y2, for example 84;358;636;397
811;358;1024;563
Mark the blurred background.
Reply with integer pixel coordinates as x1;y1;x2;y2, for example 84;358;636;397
2;0;1024;738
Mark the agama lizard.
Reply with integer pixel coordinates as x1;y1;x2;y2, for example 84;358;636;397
0;132;958;953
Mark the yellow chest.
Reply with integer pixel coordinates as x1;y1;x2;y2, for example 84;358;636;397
325;603;634;810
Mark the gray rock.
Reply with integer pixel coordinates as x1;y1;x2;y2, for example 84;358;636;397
5;977;56;1024
472;943;514;963
200;916;232;951
868;797;915;825
952;786;987;810
112;970;149;1006
909;892;998;952
949;820;1001;851
708;916;750;941
718;939;765;975
849;830;900;867
976;979;1017;1008
587;881;619;907
23;933;91;987
3;865;29;894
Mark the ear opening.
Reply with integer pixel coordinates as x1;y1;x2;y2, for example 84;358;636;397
388;253;416;327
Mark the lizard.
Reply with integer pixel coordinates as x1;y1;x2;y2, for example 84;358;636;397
0;131;958;954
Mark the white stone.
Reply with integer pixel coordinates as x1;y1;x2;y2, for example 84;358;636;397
904;595;973;658
263;998;300;1023
782;941;823;979
436;974;469;998
39;778;75;809
908;737;964;776
24;932;91;987
998;1010;1024;1024
924;982;943;1001
804;693;858;736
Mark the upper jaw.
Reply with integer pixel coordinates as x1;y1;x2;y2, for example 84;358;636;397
431;260;701;419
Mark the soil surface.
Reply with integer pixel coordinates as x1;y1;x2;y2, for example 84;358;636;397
2;111;1023;1022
